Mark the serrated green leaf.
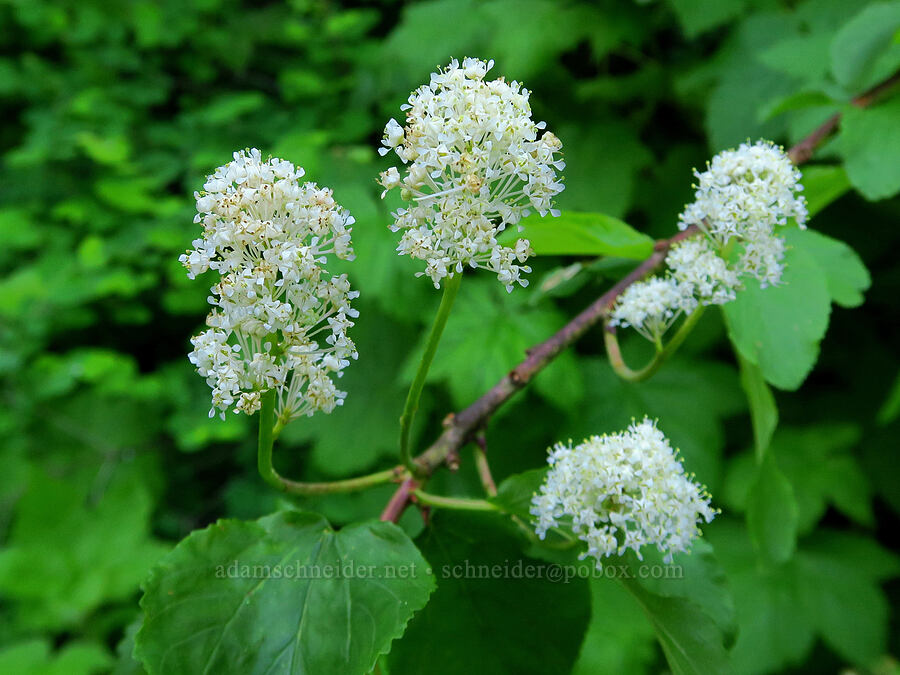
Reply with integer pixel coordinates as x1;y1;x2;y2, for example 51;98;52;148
621;577;733;675
794;229;870;307
388;512;590;675
830;1;900;89
636;540;737;640
135;511;435;675
724;229;831;390
498;211;654;259
838;97;900;201
709;521;899;672
746;454;798;564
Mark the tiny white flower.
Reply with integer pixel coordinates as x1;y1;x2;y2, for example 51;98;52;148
530;418;717;569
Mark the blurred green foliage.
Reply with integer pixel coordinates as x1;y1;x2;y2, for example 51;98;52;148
1;0;899;673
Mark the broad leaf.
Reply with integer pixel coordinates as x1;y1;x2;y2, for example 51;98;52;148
795;229;871;308
499;210;654;259
388;512;590;675
838;97;900;201
724;229;831;390
490;468;547;520
621;578;733;675
135;511;435;675
829;1;900;90
708;520;899;673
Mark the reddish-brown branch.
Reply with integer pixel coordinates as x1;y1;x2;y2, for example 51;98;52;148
380;477;418;523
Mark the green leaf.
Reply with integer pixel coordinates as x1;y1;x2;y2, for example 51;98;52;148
388;512;590;675
709;521;899;672
758;90;833;122
0;639;113;675
838;96;900;201
736;352;778;461
800;165;852;217
498;211;654;259
573;578;657;675
413;279;584;411
666;0;748;38
135;511;435;675
0;468;169;631
773;425;873;531
490;468;547;520
621;577;733;675
636;540;737;640
723;424;872;532
794;229;871;307
723;229;831;390
878;369;900;424
746;454;798;564
829;1;900;89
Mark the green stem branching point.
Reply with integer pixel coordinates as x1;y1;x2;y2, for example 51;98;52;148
399;272;462;473
257;389;399;495
605;306;706;383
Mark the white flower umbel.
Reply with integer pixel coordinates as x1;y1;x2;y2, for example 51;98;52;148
530;419;717;568
181;148;358;423
679;139;807;287
609;277;687;343
378;57;565;291
665;237;740;310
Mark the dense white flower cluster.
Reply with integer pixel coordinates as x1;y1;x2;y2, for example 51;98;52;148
377;57;565;291
609;278;686;342
679;140;807;287
611;140;807;341
530;419;717;568
180;149;359;422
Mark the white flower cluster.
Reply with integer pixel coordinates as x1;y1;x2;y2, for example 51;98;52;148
680;139;808;287
609;277;685;343
180;148;359;423
378;57;565;291
611;140;806;341
530;419;717;568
